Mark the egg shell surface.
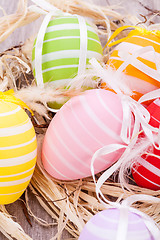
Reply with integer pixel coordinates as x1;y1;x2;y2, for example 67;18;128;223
42;89;125;180
32;16;102;85
78;208;154;240
132;98;160;190
0;102;37;204
104;33;160;102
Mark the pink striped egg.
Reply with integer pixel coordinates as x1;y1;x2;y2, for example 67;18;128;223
42;89;124;180
132;98;160;190
79;208;155;240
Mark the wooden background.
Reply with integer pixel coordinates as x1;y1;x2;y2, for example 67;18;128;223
0;0;160;239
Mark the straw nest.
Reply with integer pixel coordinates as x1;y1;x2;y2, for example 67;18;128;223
0;0;160;239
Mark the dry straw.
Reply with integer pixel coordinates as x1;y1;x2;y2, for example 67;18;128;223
0;0;160;239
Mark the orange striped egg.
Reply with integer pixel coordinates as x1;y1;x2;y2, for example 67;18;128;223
103;32;160;102
0;101;37;204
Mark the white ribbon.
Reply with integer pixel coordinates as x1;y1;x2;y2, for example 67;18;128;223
34;11;53;88
121;194;160;240
116;44;160;147
90;30;160;240
117;46;160;83
116;206;129;240
138;88;160;104
30;0;88;112
88;58;160;236
90;58;160;148
77;15;88;76
120;95;150;145
91;143;128;205
31;0;70;89
116;196;160;240
90;143;160;240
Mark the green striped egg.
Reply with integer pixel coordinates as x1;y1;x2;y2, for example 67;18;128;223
32;16;103;86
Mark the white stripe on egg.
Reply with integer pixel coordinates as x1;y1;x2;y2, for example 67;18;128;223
99;211;142;224
70;102;108;147
32;50;102;66
46;24;96;34
42;64;79;74
47;125;91;169
0;106;21;117
0;119;33;137
0;175;32;187
133;167;160;188
43;36;101;45
0;149;37;167
131;35;160;47
137;157;160;177
0;166;35;178
42;151;72;180
96;90;122;123
115;41;160;62
59;108;94;155
59;105;109;165
79;95;121;141
44;134;85;177
85;219;151;240
0;136;36;150
0;188;26;196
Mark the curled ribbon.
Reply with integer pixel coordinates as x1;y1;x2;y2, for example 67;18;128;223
120;44;160;147
0;89;34;115
104;25;160;94
90;57;160;239
116;46;160;84
105;25;160;48
90;58;159;147
90;143;160;240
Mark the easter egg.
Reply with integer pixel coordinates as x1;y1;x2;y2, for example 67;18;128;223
132;98;160;190
79;208;154;240
0;101;37;204
32;15;103;86
42;89;125;180
102;31;160;102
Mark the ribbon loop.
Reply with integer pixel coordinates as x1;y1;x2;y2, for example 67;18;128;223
91;142;160;240
105;25;160;48
117;46;160;83
91;143;129;208
90;24;160;240
90;58;160;147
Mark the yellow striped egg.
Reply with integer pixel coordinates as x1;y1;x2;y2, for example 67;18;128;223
0;101;37;204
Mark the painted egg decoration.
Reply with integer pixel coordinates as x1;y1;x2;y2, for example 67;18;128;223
32;15;103;86
42;89;125;180
132;98;160;190
0;101;37;204
79;208;155;240
102;30;160;102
